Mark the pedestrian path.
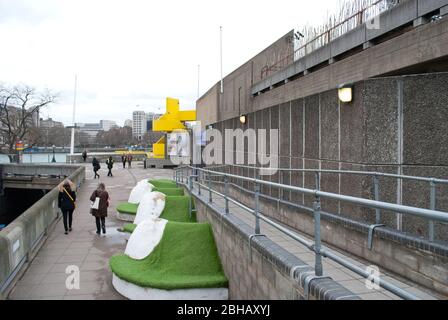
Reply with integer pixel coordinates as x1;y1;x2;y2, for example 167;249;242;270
8;164;174;300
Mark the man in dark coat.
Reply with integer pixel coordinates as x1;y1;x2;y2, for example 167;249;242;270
127;154;133;168
90;183;109;235
121;155;127;169
82;150;87;162
92;157;100;179
106;156;114;177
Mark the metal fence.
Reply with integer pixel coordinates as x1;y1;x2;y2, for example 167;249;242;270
263;0;401;79
207;164;448;242
174;165;448;300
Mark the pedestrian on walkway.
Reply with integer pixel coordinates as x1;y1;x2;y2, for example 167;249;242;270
92;157;101;179
106;156;114;177
90;183;109;236
82;150;87;162
121;155;127;169
127;154;133;168
58;180;77;235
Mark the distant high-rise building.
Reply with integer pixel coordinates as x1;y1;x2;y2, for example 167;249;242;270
100;120;118;131
132;111;147;140
124;119;133;128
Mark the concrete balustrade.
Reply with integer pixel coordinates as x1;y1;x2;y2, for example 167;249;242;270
0;165;85;298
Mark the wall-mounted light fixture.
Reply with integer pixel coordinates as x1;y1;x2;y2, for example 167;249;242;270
239;114;247;124
338;84;353;103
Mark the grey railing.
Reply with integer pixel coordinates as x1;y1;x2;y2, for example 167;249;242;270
206;164;448;242
174;165;448;300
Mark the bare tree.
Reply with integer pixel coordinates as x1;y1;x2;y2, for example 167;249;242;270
0;84;56;153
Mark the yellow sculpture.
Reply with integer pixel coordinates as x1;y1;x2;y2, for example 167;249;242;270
151;98;196;159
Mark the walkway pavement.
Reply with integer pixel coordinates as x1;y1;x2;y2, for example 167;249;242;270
8;163;173;300
7;164;441;300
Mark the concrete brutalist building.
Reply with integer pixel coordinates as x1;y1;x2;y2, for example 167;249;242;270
196;0;448;290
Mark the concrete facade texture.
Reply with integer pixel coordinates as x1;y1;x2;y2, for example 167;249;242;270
207;73;448;242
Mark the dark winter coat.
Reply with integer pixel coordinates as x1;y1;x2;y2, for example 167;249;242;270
106;158;114;169
90;190;109;218
92;158;100;171
58;189;77;211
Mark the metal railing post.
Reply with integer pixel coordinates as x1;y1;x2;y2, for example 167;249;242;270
224;174;229;214
188;175;193;217
429;180;436;242
313;195;323;276
198;170;201;196
315;171;320;191
255;170;261;234
208;171;212;203
374;175;381;224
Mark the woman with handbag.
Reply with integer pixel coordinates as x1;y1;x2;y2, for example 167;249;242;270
58;180;77;235
90;183;109;236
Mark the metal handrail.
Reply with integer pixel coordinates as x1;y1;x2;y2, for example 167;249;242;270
205;163;448;241
205;163;448;184
175;165;423;300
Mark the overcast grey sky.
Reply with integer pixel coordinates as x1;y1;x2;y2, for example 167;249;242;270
0;0;341;126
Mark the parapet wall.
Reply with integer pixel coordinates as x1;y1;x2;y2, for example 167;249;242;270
0;165;85;298
221;183;448;297
192;188;360;300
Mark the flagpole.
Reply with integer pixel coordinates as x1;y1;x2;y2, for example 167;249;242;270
220;26;223;94
70;75;77;156
197;64;200;99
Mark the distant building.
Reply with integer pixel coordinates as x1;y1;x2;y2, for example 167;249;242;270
132;111;147;140
40;118;64;129
75;123;102;143
124;119;133;128
100;120;118;131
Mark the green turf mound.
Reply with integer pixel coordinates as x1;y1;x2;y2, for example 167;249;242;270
110;222;228;290
117;196;196;220
123;223;137;233
149;179;177;188
153;187;184;196
116;202;139;215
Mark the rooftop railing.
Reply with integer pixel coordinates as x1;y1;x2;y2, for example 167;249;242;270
262;0;401;79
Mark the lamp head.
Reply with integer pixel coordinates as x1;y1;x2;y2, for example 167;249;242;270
338;84;353;103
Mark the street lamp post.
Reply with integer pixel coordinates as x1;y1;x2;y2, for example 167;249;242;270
52;145;56;163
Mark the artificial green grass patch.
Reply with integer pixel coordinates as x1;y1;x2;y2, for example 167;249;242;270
123;223;137;233
110;222;228;290
116;202;139;215
149;179;177;188
153;187;184;196
117;196;196;222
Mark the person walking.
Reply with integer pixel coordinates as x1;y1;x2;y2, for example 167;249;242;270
92;157;101;179
127;154;133;168
121;155;127;169
82;150;87;162
106;156;114;177
90;183;109;235
58;180;77;235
